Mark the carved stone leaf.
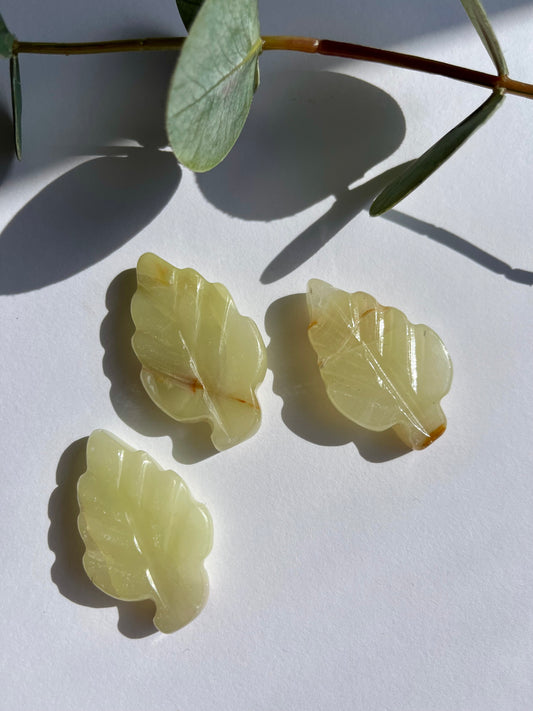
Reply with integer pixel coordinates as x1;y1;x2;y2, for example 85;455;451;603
131;253;267;450
77;430;213;633
307;280;453;450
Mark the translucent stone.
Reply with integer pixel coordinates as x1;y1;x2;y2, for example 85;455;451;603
307;280;453;450
131;253;267;450
77;430;213;633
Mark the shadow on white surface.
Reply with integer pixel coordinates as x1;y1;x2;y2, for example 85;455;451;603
0;40;183;294
48;437;158;639
0;29;177;166
265;294;412;462
260;162;413;283
383;210;533;286
100;270;218;465
0;149;180;294
261;185;533;286
197;71;406;222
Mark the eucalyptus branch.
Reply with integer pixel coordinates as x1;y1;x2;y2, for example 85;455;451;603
262;36;533;99
13;37;186;55
12;35;533;100
1;0;531;214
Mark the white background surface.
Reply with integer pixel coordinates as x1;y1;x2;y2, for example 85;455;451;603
1;1;532;709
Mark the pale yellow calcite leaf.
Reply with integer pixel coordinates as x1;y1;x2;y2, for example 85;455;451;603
131;253;267;450
307;280;452;450
77;430;213;633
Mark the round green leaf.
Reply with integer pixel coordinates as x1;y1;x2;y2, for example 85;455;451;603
166;0;261;172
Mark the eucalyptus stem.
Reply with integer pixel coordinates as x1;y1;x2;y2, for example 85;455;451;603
12;34;533;99
261;36;533;100
13;37;186;55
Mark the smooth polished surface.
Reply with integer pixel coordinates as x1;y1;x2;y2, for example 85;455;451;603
77;430;213;633
131;253;267;450
307;280;452;449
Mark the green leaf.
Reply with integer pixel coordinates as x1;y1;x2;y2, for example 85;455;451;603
370;90;504;216
10;55;22;160
459;0;508;75
0;12;16;58
175;0;205;31
166;0;262;172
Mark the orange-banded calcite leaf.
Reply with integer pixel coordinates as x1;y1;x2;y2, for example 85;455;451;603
77;430;213;633
307;280;452;450
131;253;267;450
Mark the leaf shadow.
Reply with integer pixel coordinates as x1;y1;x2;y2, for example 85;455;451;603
0;42;184;294
100;269;218;465
383;210;533;286
196;70;406;222
0;148;180;294
260;162;414;283
265;294;411;462
7;30;176;166
48;438;158;639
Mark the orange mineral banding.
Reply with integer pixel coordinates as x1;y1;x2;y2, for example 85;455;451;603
306;279;453;450
131;253;267;450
